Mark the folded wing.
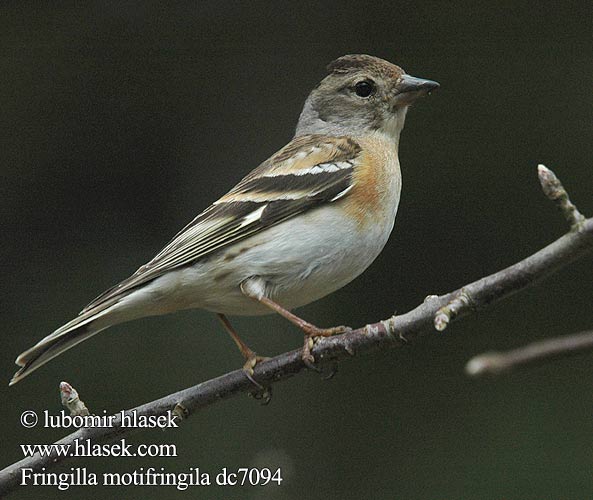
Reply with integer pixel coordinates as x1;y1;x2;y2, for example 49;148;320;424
82;134;362;312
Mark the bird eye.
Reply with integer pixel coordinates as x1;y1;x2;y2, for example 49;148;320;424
354;80;375;98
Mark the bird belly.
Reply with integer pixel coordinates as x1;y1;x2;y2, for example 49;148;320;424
130;138;401;318
175;193;399;316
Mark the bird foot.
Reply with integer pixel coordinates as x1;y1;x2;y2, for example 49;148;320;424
242;354;272;404
301;325;351;370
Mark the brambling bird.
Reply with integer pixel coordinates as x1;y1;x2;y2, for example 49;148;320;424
10;54;438;386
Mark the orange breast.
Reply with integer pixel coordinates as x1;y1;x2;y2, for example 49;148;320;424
343;134;401;227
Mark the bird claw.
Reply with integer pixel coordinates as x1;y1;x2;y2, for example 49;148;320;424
302;355;322;373
242;355;270;377
302;337;321;372
301;338;338;381
242;355;272;404
321;362;338;380
248;384;272;405
301;324;351;372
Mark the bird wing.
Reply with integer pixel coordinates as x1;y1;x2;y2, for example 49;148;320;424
81;134;362;312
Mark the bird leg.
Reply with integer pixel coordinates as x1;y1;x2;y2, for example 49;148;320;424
240;281;351;368
216;314;269;382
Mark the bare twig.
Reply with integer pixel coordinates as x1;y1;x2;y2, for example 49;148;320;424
59;382;90;417
466;330;593;376
434;290;472;331
433;164;587;331
0;167;591;497
538;164;585;230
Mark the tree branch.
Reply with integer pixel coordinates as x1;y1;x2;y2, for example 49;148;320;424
1;166;591;496
466;330;593;376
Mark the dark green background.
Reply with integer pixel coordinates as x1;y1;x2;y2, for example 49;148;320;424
1;1;592;499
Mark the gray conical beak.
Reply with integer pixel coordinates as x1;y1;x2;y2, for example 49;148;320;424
398;74;440;95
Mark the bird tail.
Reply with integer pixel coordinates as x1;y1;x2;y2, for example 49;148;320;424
10;300;122;386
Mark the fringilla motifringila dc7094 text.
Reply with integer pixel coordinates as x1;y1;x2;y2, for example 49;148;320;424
11;54;439;386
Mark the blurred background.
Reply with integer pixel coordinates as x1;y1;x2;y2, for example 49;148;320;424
1;1;592;498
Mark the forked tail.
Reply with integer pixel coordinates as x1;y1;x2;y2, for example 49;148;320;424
10;300;121;386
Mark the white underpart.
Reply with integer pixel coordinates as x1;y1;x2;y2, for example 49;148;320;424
168;161;401;316
142;132;404;317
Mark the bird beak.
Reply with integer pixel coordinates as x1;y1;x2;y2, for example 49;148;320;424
397;74;440;95
393;74;439;107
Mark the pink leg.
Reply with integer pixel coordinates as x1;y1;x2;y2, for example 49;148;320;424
217;313;269;376
240;282;351;366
